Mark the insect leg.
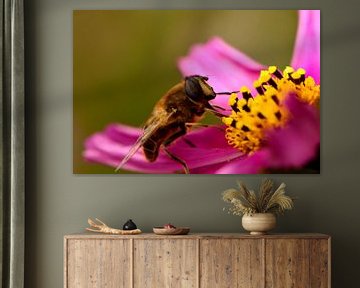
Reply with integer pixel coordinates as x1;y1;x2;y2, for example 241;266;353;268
204;102;229;117
162;125;190;173
211;104;231;112
163;147;190;174
186;122;225;132
211;105;225;110
163;125;187;146
186;123;210;128
162;124;196;148
182;138;196;148
205;107;227;117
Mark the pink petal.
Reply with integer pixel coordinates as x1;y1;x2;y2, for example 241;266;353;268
83;124;242;173
291;10;320;83
265;94;320;168
214;150;270;174
178;37;266;108
102;123;142;145
188;162;228;174
84;136;184;173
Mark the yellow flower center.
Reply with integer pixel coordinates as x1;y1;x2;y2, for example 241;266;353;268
222;66;320;154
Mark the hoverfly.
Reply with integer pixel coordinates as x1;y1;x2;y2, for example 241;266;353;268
115;75;237;174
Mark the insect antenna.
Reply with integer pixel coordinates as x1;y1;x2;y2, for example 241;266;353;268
208;90;239;116
215;90;239;95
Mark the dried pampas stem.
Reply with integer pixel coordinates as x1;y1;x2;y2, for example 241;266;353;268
86;218;142;235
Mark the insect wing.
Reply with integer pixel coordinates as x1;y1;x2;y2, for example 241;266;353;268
115;110;176;172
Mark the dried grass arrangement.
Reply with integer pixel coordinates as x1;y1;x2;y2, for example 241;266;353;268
222;178;294;216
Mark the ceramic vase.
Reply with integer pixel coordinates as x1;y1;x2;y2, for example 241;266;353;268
242;213;276;235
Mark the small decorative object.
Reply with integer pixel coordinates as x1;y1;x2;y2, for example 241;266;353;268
153;223;190;235
123;219;137;230
86;218;142;235
222;179;294;235
163;223;176;229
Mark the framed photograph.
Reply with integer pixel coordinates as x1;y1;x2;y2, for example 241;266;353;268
74;10;320;174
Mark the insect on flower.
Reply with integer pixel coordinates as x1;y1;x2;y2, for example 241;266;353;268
84;10;320;174
115;75;237;174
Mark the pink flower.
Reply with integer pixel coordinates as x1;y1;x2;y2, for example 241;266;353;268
83;10;320;174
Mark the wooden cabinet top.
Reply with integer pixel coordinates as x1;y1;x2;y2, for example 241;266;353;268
65;232;330;240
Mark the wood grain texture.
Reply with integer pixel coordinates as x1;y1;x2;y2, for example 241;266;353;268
200;239;264;288
66;239;131;288
65;233;330;240
134;239;197;288
310;239;330;288
265;239;310;288
64;234;330;288
133;239;197;288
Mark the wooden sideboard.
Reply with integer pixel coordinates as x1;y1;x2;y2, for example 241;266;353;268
64;233;330;288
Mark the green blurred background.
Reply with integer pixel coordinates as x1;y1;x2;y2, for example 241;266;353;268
73;10;297;173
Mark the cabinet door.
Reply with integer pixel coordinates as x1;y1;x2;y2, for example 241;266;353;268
309;239;330;288
200;239;264;288
66;239;131;288
134;239;198;288
266;239;310;288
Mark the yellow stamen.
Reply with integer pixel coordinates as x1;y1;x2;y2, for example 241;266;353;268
253;79;261;88
222;117;234;126
292;71;301;79
240;86;251;94
259;71;271;84
297;68;306;75
222;66;320;154
283;66;294;74
228;93;238;106
268;66;277;74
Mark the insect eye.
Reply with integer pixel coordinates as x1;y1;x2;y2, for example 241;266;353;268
202;76;209;81
185;77;203;101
